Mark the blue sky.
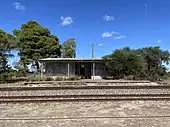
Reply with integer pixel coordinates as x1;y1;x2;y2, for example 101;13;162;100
1;0;170;67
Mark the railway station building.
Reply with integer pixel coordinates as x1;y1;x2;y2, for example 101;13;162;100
39;58;109;79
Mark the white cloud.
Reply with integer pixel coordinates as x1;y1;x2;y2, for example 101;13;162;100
60;16;73;26
102;32;113;38
157;40;162;43
102;31;119;38
13;2;26;11
103;15;115;22
102;31;126;39
114;35;126;40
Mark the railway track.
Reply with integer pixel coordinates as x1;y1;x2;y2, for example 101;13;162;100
1;115;170;120
1;82;170;126
0;84;170;102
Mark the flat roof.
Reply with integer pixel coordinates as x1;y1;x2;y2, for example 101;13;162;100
39;58;102;61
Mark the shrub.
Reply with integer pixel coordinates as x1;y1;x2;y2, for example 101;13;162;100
27;75;48;82
7;77;28;83
27;75;81;82
28;75;41;82
44;76;54;81
67;76;81;81
55;76;64;81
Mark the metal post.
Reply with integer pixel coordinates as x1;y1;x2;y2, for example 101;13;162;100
92;43;95;80
92;62;95;80
91;42;103;80
67;62;70;77
40;62;43;78
92;43;94;58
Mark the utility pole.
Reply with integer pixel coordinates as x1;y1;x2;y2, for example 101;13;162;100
91;42;103;80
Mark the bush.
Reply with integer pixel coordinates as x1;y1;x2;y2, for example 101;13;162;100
28;75;46;82
27;75;80;82
67;76;81;81
55;77;65;81
7;77;28;83
44;76;54;81
27;75;55;82
28;75;41;82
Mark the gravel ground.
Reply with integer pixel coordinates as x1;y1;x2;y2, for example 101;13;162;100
1;101;170;126
0;89;170;96
1;118;170;127
0;81;158;87
1;101;170;118
0;81;169;127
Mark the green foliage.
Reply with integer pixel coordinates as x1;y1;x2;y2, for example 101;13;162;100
13;20;62;73
103;46;170;81
137;46;170;81
0;21;78;83
28;75;42;82
27;75;54;82
55;76;65;81
62;38;76;58
44;76;54;81
0;29;16;83
0;69;27;83
103;47;147;79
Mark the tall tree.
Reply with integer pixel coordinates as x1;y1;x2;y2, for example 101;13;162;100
103;46;170;81
13;20;62;73
0;29;16;82
103;47;147;79
137;46;170;81
62;38;76;58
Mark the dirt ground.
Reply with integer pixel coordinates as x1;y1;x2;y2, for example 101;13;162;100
1;100;170;127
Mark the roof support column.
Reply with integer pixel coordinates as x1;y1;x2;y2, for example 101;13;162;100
92;62;95;79
67;62;70;77
40;62;43;78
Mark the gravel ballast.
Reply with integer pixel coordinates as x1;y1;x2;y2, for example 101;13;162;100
0;89;170;96
1;101;170;127
0;81;170;127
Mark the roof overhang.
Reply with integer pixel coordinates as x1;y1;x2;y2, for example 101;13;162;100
38;58;103;62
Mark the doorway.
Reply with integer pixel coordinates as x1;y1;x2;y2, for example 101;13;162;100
80;64;85;77
75;62;92;79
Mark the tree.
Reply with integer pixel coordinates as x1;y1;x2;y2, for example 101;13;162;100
103;46;170;81
62;38;76;58
103;47;147;79
13;20;62;73
0;29;16;82
137;46;170;81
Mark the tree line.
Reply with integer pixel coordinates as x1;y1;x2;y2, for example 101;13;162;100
103;47;170;81
0;20;170;83
0;20;76;82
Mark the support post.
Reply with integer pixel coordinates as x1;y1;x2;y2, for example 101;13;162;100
40;62;43;78
92;42;95;80
92;62;95;80
91;42;103;80
67;62;70;77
